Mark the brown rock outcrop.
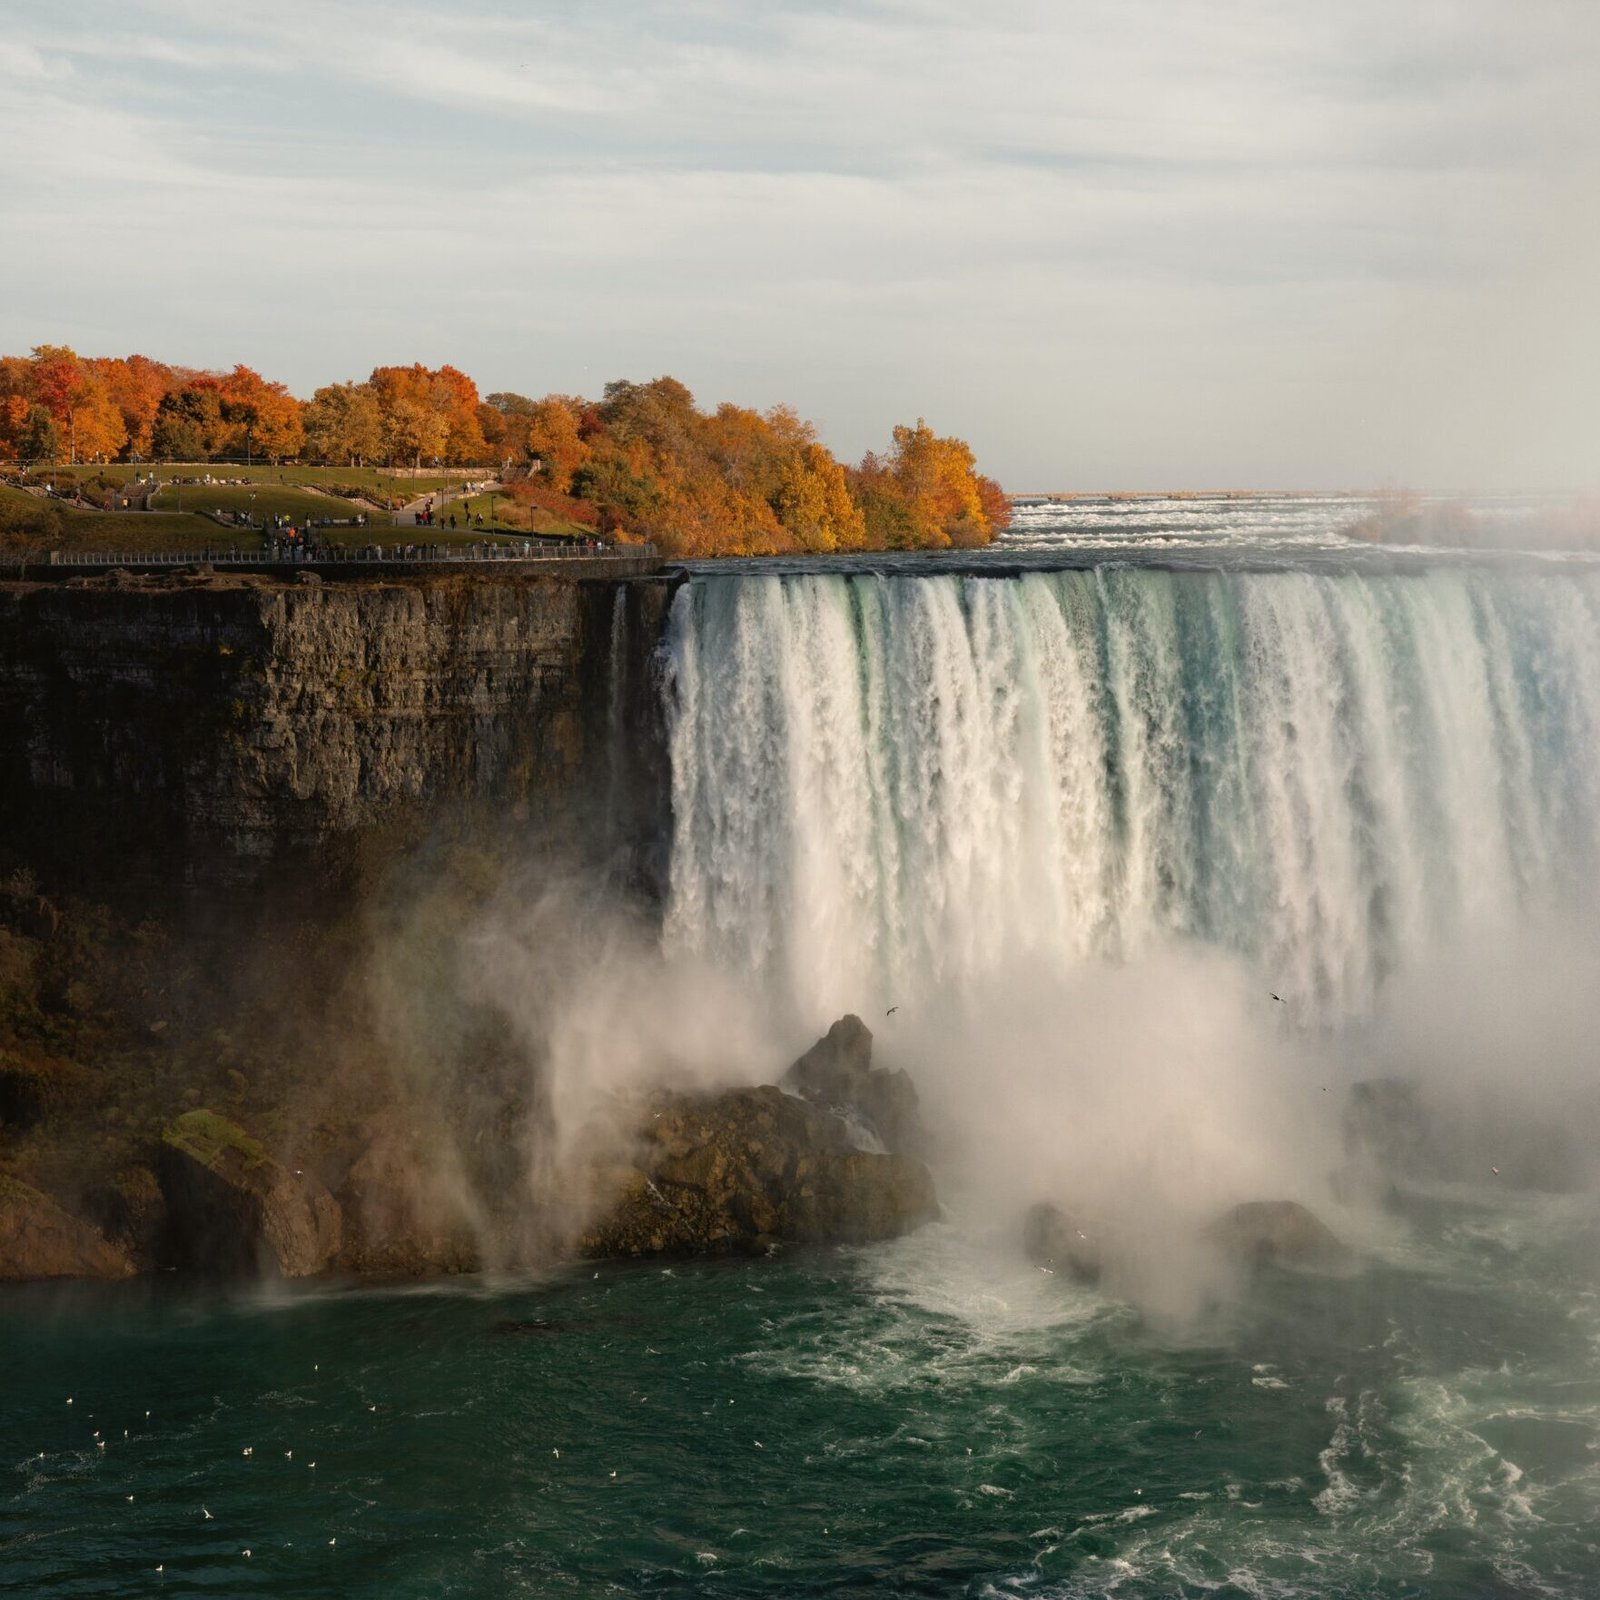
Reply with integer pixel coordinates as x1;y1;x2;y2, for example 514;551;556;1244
577;1083;937;1258
780;1013;921;1151
0;1176;133;1280
158;1109;341;1277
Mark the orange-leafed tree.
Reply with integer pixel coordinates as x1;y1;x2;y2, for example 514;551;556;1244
851;419;1006;548
523;396;591;491
303;382;384;465
93;354;175;458
219;365;303;462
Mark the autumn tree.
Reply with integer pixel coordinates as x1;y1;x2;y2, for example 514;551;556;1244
151;378;229;461
851;419;1008;548
27;346;126;462
774;442;868;551
302;382;384;465
523;396;591;491
93;355;174;458
215;365;304;462
369;363;487;467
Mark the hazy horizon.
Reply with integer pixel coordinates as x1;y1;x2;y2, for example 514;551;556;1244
3;1;1597;493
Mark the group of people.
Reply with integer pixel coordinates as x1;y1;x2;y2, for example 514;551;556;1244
411;497;488;531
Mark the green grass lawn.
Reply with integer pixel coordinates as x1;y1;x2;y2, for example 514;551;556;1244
444;491;593;539
0;485;263;554
147;484;366;524
23;463;473;498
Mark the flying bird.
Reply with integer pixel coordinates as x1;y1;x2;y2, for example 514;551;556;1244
203;1508;212;1520
1270;994;1285;1003
886;1005;898;1015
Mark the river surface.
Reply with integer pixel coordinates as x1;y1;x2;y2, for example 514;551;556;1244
6;1195;1600;1599
8;496;1600;1597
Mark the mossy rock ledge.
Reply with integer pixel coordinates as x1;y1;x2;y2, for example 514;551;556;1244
158;1109;341;1277
0;1176;134;1281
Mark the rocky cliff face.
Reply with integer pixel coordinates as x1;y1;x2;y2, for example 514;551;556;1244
0;571;678;897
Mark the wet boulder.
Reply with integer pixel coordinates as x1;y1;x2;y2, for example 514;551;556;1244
1021;1201;1105;1284
781;1014;921;1152
0;1176;133;1280
577;1083;938;1258
1208;1200;1349;1271
158;1110;341;1277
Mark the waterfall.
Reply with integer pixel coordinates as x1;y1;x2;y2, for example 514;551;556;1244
662;566;1600;1023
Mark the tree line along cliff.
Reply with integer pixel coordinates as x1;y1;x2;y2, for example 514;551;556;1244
1;348;1010;557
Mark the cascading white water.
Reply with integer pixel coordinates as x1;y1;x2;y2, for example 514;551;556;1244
663;565;1600;1024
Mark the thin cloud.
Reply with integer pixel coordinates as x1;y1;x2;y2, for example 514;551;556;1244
2;0;1596;488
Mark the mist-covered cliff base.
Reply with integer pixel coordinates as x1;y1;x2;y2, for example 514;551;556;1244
0;840;939;1282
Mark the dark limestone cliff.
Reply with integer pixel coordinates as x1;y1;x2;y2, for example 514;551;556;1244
0;571;679;898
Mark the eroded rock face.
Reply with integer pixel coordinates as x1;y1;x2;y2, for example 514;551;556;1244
0;573;675;896
577;1083;937;1258
87;1165;166;1266
1208;1200;1348;1271
1021;1201;1105;1284
158;1110;341;1277
335;1127;480;1276
781;1014;921;1152
0;1177;133;1280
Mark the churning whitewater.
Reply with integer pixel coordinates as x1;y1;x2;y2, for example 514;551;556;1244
664;565;1600;1024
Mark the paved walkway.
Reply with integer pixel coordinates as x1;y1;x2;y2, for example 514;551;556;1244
395;480;503;527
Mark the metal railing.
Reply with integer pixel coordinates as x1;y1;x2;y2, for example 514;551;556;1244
4;540;658;570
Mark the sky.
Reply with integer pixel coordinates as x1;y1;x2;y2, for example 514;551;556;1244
2;0;1597;491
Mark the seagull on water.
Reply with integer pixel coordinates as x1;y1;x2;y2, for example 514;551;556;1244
242;1447;253;1456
